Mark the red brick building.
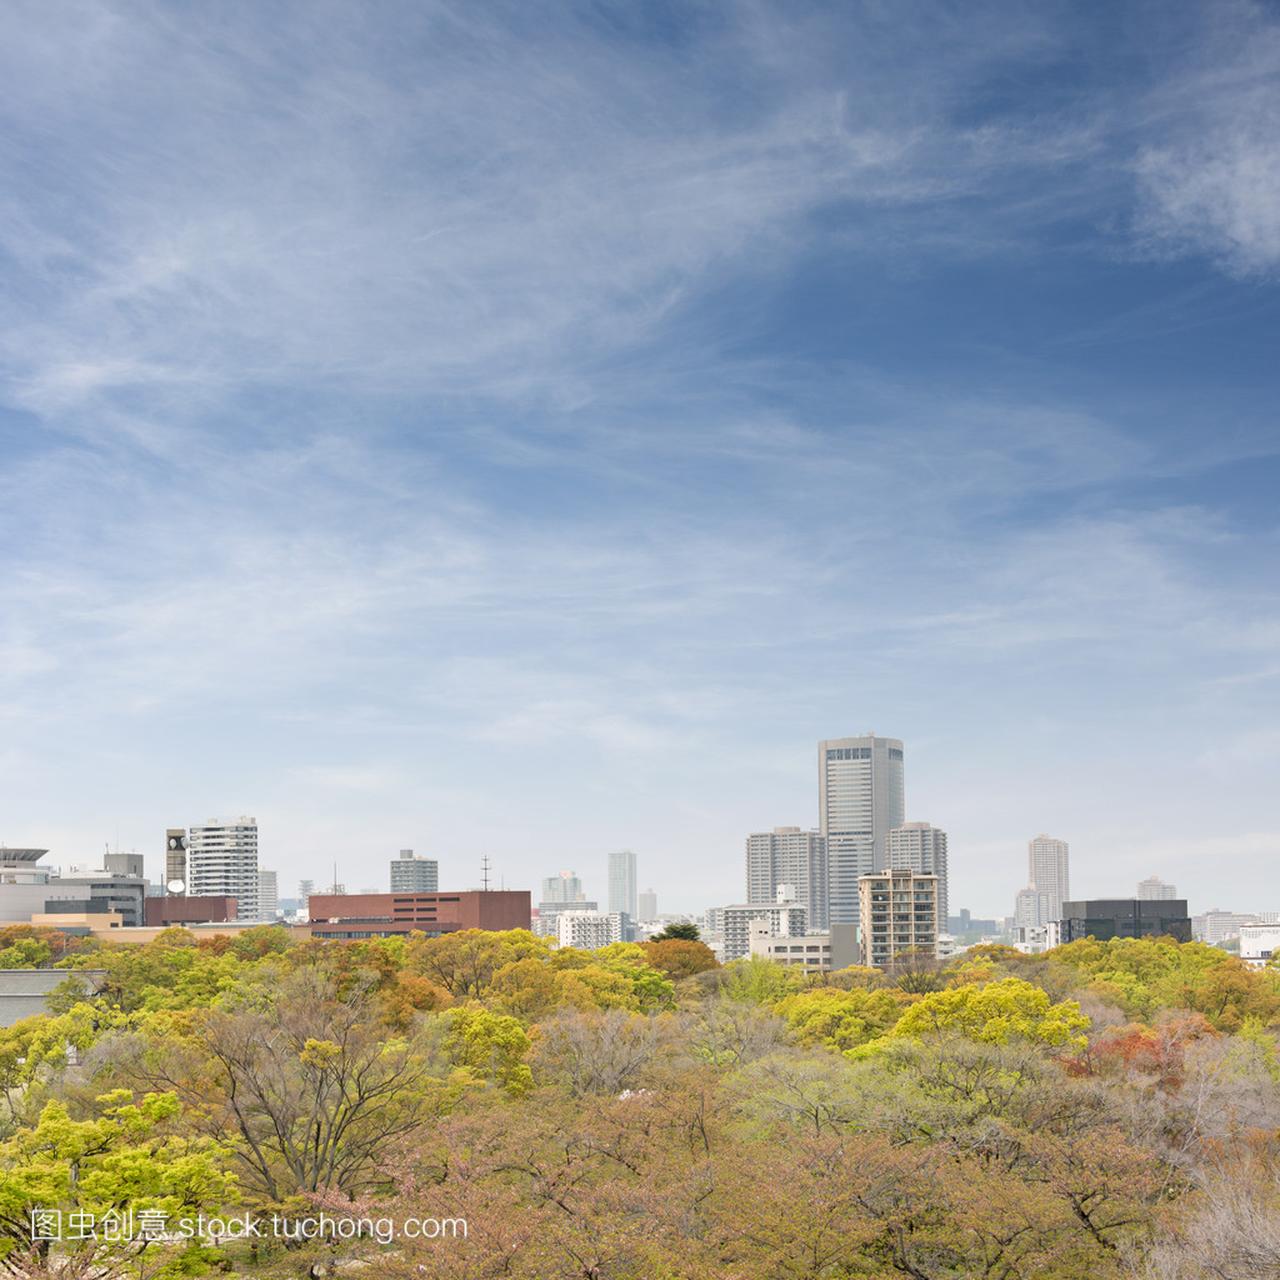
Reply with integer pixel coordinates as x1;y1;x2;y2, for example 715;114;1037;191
306;889;531;939
144;895;238;927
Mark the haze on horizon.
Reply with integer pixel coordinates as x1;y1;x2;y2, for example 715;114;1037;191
1;0;1278;918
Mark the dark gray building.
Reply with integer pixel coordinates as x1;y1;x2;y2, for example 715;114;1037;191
44;873;148;927
1059;898;1192;944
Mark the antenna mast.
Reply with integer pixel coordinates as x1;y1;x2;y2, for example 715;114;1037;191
480;855;492;892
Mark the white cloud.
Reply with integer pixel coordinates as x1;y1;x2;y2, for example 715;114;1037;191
1134;1;1280;273
285;765;403;793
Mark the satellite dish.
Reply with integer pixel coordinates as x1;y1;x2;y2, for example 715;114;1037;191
166;879;186;894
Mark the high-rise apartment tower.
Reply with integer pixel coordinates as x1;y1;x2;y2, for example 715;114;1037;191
746;827;829;930
859;869;938;969
187;817;259;920
1028;834;1069;921
390;849;439;893
257;869;279;921
542;871;585;903
886;822;948;926
607;849;638;920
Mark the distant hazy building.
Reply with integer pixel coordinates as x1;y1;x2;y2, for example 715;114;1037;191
638;888;658;920
746;827;829;930
859;869;939;969
947;909;1002;938
1192;908;1280;945
886;822;948;925
1027;834;1069;921
819;735;905;926
165;829;187;892
542;871;585;903
390;849;439;893
187;818;259;922
1059;899;1191;944
297;879;314;901
608;850;638;920
536;870;592;938
257;869;279;921
1014;886;1054;930
557;910;629;950
1137;876;1177;901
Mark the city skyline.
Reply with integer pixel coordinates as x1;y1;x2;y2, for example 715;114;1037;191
2;747;1249;920
2;2;1278;917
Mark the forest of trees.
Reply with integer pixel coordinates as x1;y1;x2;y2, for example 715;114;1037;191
0;922;1278;1278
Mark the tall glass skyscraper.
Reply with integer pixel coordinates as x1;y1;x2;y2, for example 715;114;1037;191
819;735;905;925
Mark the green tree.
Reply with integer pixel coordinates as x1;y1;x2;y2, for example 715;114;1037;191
719;956;810;1005
650;922;700;942
126;970;453;1202
638;938;718;979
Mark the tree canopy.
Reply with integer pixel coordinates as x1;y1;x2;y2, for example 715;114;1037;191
0;925;1275;1276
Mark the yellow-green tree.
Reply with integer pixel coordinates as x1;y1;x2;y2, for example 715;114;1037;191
443;1006;534;1095
775;986;906;1055
876;977;1089;1051
0;1090;234;1278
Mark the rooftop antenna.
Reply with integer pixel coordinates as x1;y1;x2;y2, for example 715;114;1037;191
481;855;492;892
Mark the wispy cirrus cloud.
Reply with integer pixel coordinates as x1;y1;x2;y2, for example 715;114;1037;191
1133;0;1280;274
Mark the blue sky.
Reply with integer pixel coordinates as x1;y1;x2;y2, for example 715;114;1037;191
1;0;1278;916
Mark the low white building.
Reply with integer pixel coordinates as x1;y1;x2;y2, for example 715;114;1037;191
718;890;808;962
557;910;628;950
748;920;859;971
1011;922;1059;955
935;932;966;960
1239;924;1280;969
